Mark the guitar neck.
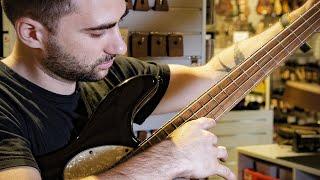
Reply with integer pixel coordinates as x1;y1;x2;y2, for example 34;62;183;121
131;2;320;156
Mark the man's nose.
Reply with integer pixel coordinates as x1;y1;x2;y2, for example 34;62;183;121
105;28;127;55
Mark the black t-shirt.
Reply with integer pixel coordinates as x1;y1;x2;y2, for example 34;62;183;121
0;56;170;178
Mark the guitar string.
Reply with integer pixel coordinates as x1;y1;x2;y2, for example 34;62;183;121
133;3;319;154
138;5;320;150
156;3;320;134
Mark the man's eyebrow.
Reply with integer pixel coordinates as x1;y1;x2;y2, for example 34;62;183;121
82;7;129;31
83;22;118;31
121;7;129;20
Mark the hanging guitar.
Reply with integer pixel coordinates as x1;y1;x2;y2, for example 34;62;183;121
37;2;320;179
256;0;273;15
215;0;233;16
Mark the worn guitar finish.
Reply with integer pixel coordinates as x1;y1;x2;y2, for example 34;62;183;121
37;75;160;179
38;2;320;179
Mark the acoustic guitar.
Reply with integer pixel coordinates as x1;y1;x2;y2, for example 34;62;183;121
37;2;320;179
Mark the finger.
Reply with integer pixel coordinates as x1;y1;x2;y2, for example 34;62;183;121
215;164;236;180
217;146;228;162
196;117;216;130
204;131;218;145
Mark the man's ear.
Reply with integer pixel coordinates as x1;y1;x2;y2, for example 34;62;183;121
15;17;48;50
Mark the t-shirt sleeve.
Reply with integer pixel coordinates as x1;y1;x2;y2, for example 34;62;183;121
0;105;39;171
106;56;171;125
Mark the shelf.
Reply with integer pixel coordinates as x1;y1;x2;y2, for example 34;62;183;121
237;144;320;179
282;81;320;112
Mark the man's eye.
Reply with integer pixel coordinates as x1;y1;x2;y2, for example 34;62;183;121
90;33;104;38
89;30;106;38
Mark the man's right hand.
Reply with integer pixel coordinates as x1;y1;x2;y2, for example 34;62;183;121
168;117;236;180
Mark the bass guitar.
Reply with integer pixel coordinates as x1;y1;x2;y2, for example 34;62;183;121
37;2;320;179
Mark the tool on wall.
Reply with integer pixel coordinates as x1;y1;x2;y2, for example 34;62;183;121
134;0;150;11
153;0;169;11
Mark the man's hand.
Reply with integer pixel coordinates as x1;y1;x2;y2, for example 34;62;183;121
168;117;236;180
303;0;317;11
290;0;318;22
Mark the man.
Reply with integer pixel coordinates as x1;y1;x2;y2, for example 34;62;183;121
0;0;316;179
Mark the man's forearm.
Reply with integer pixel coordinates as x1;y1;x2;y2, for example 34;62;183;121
82;140;186;180
206;6;307;75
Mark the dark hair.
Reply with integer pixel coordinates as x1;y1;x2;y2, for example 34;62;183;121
1;0;75;32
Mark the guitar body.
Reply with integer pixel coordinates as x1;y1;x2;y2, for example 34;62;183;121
37;75;160;179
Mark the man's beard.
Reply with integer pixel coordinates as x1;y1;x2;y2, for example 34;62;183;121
42;37;114;82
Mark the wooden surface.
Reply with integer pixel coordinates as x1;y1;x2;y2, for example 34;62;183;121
283;81;320;111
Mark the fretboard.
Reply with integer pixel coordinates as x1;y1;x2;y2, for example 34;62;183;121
131;2;320;157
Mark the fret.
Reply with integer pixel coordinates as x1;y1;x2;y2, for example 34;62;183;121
202;104;210;113
229;68;242;81
148;136;161;145
219;77;232;89
263;48;274;59
198;94;212;106
261;57;277;74
207;106;221;119
281;32;296;47
274;50;289;66
192;112;199;119
175;116;187;126
156;130;168;140
251;57;267;74
234;72;248;86
154;134;162;141
162;128;170;135
289;14;307;31
252;69;266;83
214;91;228;104
165;123;176;134
277;28;290;41
227;76;240;88
213;98;227;112
300;14;311;27
196;108;208;118
246;63;261;77
275;36;291;55
225;82;238;95
256;54;272;67
268;43;284;60
263;48;279;65
218;85;229;96
238;66;256;85
241;59;255;71
229;86;244;103
206;99;217;112
263;40;278;53
206;111;215;119
208;86;221;98
287;27;304;45
181;108;193;120
191;101;202;112
171;121;178;128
